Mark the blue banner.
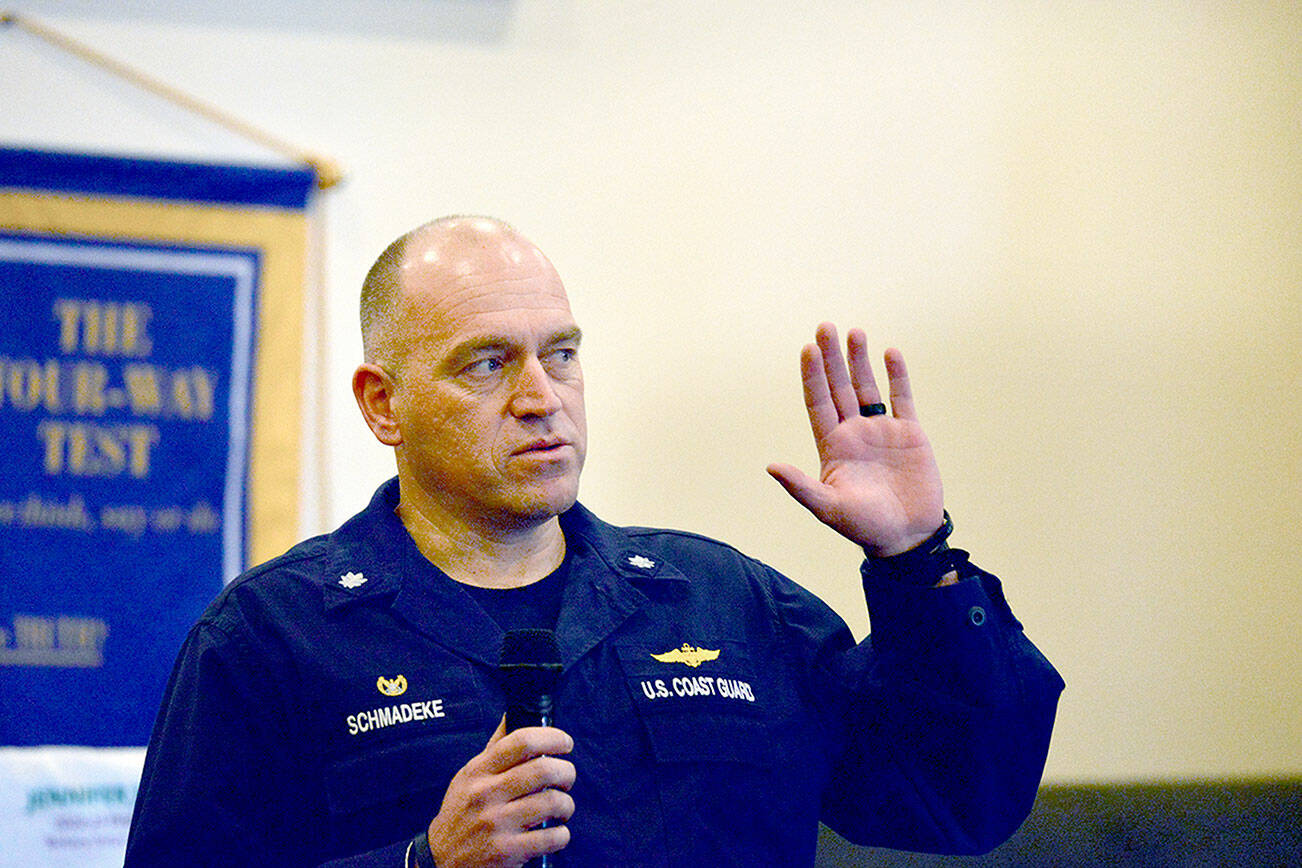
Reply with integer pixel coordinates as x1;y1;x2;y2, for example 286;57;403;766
0;149;314;746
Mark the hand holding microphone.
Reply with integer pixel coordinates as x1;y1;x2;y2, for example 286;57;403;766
422;630;573;868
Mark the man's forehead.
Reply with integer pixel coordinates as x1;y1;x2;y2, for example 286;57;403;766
400;269;573;326
384;219;579;352
395;270;577;357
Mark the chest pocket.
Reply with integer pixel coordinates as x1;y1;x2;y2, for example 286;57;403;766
322;661;489;825
615;639;774;767
326;662;483;740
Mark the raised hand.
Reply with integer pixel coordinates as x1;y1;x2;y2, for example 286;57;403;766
767;323;945;556
426;717;575;868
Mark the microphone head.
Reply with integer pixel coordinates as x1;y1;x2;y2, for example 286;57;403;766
499;629;562;732
499;628;561;668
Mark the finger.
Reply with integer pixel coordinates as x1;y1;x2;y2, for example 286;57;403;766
799;343;839;443
883;347;919;421
846;328;883;408
484;726;574;775
487;801;573;866
518;822;572;860
511;784;576;830
766;463;833;519
486;715;507;746
815;322;859;422
499;755;577;801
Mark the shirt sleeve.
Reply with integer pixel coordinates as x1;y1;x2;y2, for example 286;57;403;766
771;551;1065;855
124;618;301;864
123;619;420;867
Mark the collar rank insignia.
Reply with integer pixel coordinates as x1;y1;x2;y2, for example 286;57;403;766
376;674;407;696
339;571;367;589
627;554;656;570
651;643;720;668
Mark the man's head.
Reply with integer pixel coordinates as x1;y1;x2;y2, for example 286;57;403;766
352;216;587;533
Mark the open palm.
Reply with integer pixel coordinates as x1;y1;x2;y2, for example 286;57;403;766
767;323;945;556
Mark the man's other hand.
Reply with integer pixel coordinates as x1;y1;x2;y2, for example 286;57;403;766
426;717;576;868
767;323;946;556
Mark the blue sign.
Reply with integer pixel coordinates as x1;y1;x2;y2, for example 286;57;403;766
0;231;260;745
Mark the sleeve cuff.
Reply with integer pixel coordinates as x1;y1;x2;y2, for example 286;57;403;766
860;511;957;587
861;563;1022;659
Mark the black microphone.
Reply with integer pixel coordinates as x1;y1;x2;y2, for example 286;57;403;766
500;628;562;730
498;629;564;868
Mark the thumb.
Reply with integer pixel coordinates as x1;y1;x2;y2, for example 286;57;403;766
486;714;507;747
766;463;832;518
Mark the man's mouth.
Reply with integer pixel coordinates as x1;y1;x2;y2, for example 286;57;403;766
514;438;570;456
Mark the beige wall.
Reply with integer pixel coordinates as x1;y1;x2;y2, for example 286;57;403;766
5;0;1299;782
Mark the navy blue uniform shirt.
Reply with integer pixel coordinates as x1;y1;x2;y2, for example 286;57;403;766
126;479;1063;866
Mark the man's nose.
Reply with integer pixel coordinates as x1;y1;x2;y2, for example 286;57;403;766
509;356;563;418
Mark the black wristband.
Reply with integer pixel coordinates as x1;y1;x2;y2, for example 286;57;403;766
408;830;435;868
860;512;956;587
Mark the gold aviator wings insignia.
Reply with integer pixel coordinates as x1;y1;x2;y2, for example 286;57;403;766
651;643;720;668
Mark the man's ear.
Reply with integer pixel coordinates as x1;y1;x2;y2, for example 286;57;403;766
352;363;403;446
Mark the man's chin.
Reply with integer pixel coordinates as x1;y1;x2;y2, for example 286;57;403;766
499;484;580;525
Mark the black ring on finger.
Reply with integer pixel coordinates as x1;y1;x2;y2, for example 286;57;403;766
859;403;888;417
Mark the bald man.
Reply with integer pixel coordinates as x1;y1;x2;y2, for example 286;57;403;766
126;217;1062;867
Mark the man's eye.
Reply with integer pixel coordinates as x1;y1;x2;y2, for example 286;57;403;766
464;357;503;376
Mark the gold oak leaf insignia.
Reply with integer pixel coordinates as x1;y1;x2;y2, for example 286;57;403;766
376;674;408;696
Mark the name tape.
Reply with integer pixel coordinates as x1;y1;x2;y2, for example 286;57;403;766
346;698;445;735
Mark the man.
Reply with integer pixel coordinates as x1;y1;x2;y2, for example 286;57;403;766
126;216;1063;867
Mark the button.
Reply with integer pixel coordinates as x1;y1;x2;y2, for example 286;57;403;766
968;606;987;627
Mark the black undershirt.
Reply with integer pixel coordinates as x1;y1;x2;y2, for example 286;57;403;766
460;554;569;633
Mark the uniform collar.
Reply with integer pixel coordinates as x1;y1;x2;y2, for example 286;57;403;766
320;478;689;669
320;478;406;610
553;503;689;667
